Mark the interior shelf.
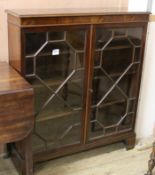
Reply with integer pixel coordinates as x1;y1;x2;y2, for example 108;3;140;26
36;107;82;122
28;76;83;88
95;45;132;52
26;70;136;90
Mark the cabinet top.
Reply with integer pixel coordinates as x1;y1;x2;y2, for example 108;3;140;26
6;8;150;27
6;8;150;18
0;62;32;95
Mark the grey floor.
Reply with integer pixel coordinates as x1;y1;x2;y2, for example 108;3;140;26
0;143;152;175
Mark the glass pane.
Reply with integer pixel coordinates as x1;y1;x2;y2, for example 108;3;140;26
89;27;142;140
25;57;34;75
49;31;64;40
25;29;86;153
25;32;46;55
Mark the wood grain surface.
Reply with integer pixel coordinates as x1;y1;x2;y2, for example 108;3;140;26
0;62;34;144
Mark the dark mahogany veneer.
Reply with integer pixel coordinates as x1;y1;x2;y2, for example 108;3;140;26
6;8;149;175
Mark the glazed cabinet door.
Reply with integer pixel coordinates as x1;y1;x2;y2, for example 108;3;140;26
23;27;87;152
89;26;143;141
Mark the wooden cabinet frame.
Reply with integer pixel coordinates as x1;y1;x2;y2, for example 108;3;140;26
6;8;149;169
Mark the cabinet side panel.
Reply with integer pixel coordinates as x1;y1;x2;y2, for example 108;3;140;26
8;23;22;73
